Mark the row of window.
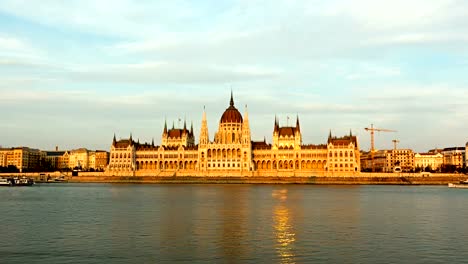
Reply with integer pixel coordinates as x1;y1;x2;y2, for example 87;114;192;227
329;151;355;158
208;163;241;168
332;159;354;162
333;164;354;168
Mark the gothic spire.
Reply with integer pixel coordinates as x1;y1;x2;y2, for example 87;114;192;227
190;121;194;135
152;137;154;146
200;106;209;145
164;119;167;134
112;133;116;145
202;106;207;121
244;104;249;120
183;117;187;130
274;115;279;132
296;114;300;132
328;130;332;141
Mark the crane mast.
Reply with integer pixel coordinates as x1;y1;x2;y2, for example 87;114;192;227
364;124;397;172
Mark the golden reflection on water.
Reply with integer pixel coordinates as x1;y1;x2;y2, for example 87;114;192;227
272;189;296;264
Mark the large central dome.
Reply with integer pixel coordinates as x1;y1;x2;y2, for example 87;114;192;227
220;92;243;124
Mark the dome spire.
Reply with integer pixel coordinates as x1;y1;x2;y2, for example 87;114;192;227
230;90;234;107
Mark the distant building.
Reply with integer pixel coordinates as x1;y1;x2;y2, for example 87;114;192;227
94;151;109;171
44;151;66;169
43;150;71;170
68;149;109;171
0;148;8;167
465;142;468;167
0;147;41;172
360;150;390;172
69;148;90;170
360;149;414;172
387;149;415;172
414;153;443;171
441;147;465;169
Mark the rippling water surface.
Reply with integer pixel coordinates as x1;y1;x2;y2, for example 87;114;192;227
1;184;467;263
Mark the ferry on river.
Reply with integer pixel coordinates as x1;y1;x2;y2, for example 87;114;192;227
448;179;468;189
0;177;34;186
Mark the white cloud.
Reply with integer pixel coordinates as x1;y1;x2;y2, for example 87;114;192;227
345;64;401;80
0;36;39;58
68;61;281;84
0;0;204;38
1;0;468;151
0;88;93;102
321;0;451;30
0;36;26;50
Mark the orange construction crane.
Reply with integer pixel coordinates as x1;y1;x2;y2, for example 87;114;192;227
392;139;400;151
364;124;397;172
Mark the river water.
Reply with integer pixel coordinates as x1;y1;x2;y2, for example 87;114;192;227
0;184;467;264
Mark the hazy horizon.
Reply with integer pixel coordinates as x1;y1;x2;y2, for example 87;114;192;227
1;0;467;152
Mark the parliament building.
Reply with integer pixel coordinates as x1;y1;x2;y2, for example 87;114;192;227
107;93;360;176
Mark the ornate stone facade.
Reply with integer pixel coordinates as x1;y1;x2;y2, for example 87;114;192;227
107;93;360;176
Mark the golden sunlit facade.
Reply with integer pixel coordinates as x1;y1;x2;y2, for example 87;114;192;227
107;93;360;176
0;147;41;172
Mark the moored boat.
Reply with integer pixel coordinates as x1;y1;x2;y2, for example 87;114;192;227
448;179;468;188
11;177;34;186
0;177;13;186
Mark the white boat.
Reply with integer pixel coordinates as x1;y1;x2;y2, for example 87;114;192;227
0;178;12;186
13;177;34;186
448;180;468;188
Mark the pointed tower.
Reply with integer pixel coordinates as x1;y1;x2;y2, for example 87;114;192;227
112;133;116;146
152;138;154;146
129;133;133;143
242;104;251;145
274;115;279;133
162;119;169;147
294;115;302;149
190;121;194;136
328;130;333;143
241;104;252;171
273;115;279;149
199;106;209;146
296;115;301;133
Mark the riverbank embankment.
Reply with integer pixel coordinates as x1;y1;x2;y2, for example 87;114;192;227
1;172;465;185
65;175;465;185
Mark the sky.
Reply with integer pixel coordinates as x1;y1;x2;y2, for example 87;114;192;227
1;0;467;152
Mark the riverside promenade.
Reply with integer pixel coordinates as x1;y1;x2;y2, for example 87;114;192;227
1;172;466;185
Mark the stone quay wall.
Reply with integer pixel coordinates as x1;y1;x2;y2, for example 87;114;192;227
1;171;465;185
